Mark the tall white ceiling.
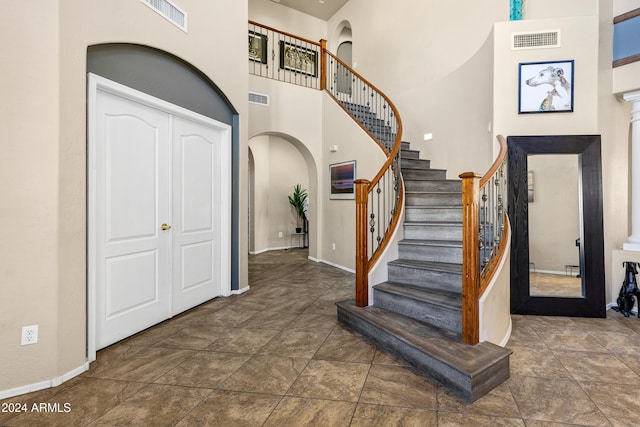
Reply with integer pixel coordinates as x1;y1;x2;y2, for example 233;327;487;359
270;0;349;21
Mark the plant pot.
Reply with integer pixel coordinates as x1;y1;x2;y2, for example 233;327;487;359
296;227;302;233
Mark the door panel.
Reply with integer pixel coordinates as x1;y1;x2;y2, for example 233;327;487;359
96;91;171;349
172;116;222;314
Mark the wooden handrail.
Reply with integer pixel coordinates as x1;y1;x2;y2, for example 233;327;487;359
480;135;508;188
248;20;322;47
322;51;403;307
459;134;508;345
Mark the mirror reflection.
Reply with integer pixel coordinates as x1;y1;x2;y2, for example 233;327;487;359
528;154;583;297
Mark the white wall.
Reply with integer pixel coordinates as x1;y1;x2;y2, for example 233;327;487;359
327;1;506;177
249;135;309;252
1;0;248;396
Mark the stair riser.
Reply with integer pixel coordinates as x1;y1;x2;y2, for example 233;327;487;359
387;264;462;293
401;149;420;159
336;303;511;402
404;180;461;192
402;169;447;180
373;289;462;334
406;193;461;206
402;158;431;169
399;244;462;264
403;224;462;240
405;208;462;222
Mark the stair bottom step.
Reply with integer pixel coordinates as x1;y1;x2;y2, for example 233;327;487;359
336;300;511;402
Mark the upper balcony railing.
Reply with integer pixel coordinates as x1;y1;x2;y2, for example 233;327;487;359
248;20;322;89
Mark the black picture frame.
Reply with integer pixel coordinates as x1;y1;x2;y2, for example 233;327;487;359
249;31;267;64
279;41;318;77
518;60;574;114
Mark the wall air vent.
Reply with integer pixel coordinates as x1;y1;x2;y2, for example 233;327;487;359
512;30;560;50
249;92;270;106
140;0;187;32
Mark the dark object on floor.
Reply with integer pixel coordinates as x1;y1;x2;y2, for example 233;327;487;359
613;261;640;317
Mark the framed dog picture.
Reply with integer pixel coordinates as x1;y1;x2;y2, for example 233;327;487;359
329;160;356;200
518;60;574;114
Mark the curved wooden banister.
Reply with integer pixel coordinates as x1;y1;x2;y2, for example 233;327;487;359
323;50;403;307
480;135;508;188
325;51;403;157
460;134;509;345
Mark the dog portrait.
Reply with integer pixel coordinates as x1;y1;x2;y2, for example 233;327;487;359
518;60;574;114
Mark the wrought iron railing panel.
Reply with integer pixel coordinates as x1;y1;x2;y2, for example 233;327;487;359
479;159;507;282
249;21;321;89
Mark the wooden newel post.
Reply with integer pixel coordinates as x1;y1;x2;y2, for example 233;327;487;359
320;39;327;91
355;179;370;307
459;172;481;345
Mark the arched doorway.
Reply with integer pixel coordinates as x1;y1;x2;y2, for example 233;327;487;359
248;133;318;258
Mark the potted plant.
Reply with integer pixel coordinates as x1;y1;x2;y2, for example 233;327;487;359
288;184;308;233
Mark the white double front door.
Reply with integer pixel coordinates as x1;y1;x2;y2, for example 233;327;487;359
88;74;231;353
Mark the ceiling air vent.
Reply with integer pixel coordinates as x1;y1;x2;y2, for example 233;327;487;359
249;92;270;106
140;0;187;32
512;30;560;50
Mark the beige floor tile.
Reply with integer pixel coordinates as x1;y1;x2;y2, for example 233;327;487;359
86;347;196;383
554;350;640;384
508;377;610;426
263;397;356;427
284;312;339;332
241;310;300;330
176;390;281;427
4;378;144;427
437;382;521;418
153;325;228;350
313;334;377;363
89;384;211;426
581;382;640;427
350;404;437;427
153;351;251;388
221;355;308;395
438;412;526;427
359;365;437;409
506;326;546;348
205;327;281;354
259;330;330;358
508;346;571;378
287;359;370;402
538;329;608;353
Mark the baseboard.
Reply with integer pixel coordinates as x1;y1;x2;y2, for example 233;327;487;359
0;362;90;400
250;245;299;255
231;286;250;295
314;258;355;274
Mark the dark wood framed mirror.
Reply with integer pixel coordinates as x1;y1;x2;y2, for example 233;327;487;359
508;135;605;317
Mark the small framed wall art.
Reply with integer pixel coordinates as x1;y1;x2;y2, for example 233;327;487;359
279;41;318;77
518;60;574;114
329;160;356;200
248;31;267;64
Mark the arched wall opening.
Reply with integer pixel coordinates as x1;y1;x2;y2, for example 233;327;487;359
86;43;241;291
248;132;319;259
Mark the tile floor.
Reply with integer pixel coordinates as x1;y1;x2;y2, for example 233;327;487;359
2;249;640;426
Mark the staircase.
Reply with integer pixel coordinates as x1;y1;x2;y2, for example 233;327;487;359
336;130;511;402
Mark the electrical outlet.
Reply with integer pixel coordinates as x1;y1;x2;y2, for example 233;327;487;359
21;325;38;345
332;243;336;250
278;231;283;238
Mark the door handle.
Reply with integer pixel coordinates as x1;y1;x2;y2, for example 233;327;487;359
161;223;172;231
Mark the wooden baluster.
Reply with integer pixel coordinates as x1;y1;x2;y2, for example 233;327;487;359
320;39;327;91
355;179;370;307
459;172;481;345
